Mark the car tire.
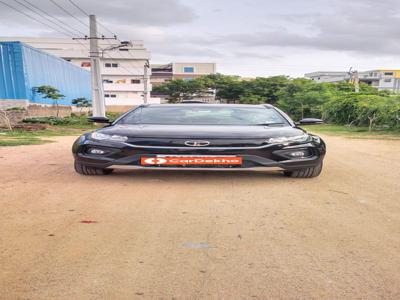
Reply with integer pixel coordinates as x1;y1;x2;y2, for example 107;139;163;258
74;161;113;176
283;161;323;178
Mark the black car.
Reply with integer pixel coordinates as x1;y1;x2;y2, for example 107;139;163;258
72;104;326;178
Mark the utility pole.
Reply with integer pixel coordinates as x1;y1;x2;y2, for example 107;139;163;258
89;15;105;117
354;70;360;93
73;15;117;118
143;60;150;104
348;67;360;93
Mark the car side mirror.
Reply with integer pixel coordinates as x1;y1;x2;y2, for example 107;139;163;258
297;118;324;125
88;116;111;124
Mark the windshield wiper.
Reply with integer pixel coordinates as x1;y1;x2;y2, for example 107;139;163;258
254;122;286;126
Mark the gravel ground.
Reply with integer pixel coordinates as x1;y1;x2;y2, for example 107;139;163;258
0;135;400;299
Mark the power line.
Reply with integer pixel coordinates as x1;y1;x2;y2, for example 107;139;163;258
12;0;86;36
19;0;85;35
0;0;74;38
66;0;116;37
102;39;146;75
49;0;89;30
66;0;145;71
52;1;149;82
66;0;88;16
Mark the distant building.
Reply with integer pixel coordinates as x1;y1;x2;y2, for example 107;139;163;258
0;37;160;109
150;63;173;87
150;62;217;102
305;70;400;92
150;62;216;86
0;41;90;106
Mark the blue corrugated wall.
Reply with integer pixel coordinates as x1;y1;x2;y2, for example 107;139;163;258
0;42;27;99
0;41;91;105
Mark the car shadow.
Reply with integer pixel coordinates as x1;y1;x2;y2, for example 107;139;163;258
108;169;286;181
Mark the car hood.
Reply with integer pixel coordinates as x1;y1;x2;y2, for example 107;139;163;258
99;124;305;139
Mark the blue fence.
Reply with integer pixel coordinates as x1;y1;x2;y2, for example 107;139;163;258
0;41;91;105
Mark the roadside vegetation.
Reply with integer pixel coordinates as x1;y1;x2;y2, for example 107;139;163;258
0;112;123;146
0;114;98;146
153;74;400;133
303;124;400;139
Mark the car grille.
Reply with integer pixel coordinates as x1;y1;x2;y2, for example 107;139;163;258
126;138;268;148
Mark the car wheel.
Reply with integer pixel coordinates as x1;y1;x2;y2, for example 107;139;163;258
283;161;323;178
74;161;113;176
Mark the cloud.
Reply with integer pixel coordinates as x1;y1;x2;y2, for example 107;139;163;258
212;0;400;55
1;0;399;77
0;0;196;32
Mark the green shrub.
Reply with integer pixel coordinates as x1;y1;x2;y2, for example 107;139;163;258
23;115;92;126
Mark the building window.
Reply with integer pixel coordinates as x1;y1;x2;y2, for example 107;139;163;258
103;79;113;83
131;79;141;84
183;66;195;73
81;62;91;67
384;79;392;82
384;72;394;76
105;94;110;97
105;63;118;68
110;94;117;98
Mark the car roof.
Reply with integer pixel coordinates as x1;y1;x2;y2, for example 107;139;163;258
144;103;274;108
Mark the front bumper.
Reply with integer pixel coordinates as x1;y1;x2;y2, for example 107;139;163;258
72;134;326;171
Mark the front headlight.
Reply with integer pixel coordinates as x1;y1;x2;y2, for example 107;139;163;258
91;131;128;142
267;134;310;144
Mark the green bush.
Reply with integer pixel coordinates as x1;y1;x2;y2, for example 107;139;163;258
323;94;400;129
23;115;92;126
22;113;123;127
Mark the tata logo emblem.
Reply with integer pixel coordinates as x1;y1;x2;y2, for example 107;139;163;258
184;140;210;147
143;158;167;165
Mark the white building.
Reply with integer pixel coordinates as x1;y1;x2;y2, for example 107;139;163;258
305;70;400;92
0;37;160;109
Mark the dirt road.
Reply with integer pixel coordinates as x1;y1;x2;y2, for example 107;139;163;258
1;134;400;299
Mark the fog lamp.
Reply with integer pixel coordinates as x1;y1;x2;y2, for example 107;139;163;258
289;150;308;158
89;148;105;155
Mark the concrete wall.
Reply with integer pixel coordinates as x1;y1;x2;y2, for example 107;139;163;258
0;104;72;126
0;99;29;109
106;105;135;113
27;105;71;118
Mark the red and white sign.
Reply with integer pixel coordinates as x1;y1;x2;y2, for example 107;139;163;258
141;156;242;166
81;62;91;67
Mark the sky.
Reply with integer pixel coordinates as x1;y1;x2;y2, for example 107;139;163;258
0;0;399;77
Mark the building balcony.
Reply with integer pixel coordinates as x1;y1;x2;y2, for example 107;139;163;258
103;83;150;92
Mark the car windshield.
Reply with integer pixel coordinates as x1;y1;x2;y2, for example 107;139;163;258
117;105;289;126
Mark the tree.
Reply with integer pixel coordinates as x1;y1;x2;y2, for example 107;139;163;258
72;97;92;113
197;74;244;102
153;74;246;103
152;73;400;130
242;76;289;104
152;79;204;103
238;94;266;104
35;85;65;117
277;79;332;120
